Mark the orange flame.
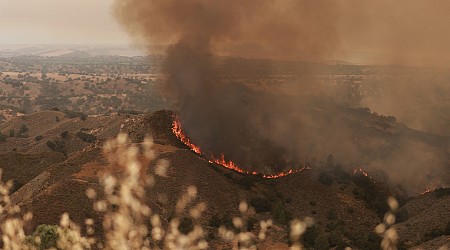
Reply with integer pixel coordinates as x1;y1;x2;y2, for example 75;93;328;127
421;189;432;195
172;118;308;179
353;167;375;183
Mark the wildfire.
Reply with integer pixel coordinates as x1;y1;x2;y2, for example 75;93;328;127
172;118;308;179
421;189;432;195
353;167;375;183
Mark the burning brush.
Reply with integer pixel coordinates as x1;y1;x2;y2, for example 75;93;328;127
172;117;309;179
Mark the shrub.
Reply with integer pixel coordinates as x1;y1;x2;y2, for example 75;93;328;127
272;202;289;226
423;228;445;242
346;207;355;214
327;209;337;220
249;197;271;213
0;132;7;142
314;232;330;250
179;217;194;234
46;140;56;151
35;135;43;141
76;131;96;143
46;140;66;154
9;129;15;137
303;225;319;248
396;208;409;223
209;214;221;228
445;221;450;235
435;187;450;198
26;224;59;250
64;110;86;119
61;131;69;139
318;172;333;186
19;124;29;135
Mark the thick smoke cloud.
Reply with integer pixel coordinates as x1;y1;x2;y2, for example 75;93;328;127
114;0;449;194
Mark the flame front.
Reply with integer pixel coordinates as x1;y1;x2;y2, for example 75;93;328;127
353;167;375;183
172;118;308;179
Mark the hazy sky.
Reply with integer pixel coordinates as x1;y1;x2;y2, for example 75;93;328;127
0;0;129;44
2;0;450;66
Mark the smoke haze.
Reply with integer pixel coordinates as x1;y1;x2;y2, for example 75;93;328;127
114;0;449;194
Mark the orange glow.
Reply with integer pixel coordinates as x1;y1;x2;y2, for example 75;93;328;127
353;167;375;183
172;118;308;179
421;189;432;195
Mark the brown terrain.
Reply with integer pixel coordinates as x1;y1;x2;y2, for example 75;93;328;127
0;110;448;249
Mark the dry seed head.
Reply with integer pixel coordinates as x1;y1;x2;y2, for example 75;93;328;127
385;228;398;242
155;159;169;177
387;197;399;211
187;185;197;197
375;223;386;235
239;201;248;213
290;219;307;238
86;188;97;199
116;133;128;145
85;218;94;226
189;202;207;219
23;212;33;221
384;212;396;226
232;217;244;229
60;213;70;227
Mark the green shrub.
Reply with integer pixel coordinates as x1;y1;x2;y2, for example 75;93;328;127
26;224;59;250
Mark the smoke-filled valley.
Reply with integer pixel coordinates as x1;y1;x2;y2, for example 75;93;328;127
114;0;450;194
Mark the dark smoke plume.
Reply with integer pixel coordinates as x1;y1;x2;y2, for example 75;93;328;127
114;0;449;194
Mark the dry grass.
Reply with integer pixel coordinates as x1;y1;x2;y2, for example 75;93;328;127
0;133;446;249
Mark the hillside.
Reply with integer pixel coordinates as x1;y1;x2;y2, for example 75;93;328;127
0;110;448;249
